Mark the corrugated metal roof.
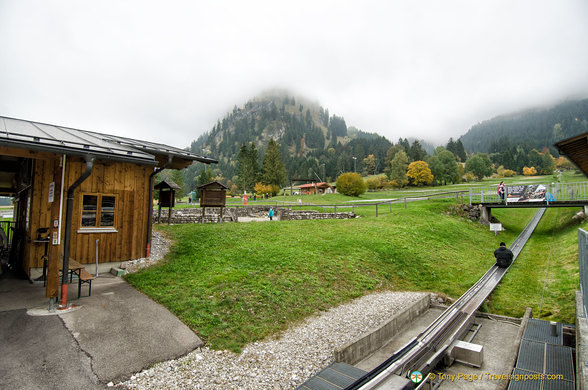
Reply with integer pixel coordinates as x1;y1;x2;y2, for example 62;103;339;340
509;319;575;390
515;339;545;373
555;132;588;177
80;130;217;164
523;318;563;344
0;116;217;165
296;362;367;390
509;369;542;390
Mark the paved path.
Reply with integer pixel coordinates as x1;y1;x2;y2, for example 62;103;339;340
1;308;104;390
0;272;203;387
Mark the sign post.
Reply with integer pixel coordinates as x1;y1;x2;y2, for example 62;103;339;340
490;223;503;236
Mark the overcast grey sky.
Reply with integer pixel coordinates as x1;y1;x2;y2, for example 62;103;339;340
1;1;587;150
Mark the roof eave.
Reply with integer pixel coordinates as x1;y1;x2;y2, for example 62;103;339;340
0;139;157;166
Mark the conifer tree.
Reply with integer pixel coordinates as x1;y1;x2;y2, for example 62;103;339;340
261;138;287;188
236;143;260;193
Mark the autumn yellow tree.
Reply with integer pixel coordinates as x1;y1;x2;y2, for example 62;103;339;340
407;161;433;186
362;154;377;175
555;156;574;170
522;166;537;176
254;182;279;196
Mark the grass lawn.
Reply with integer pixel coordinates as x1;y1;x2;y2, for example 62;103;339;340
485;206;583;323
127;173;588;352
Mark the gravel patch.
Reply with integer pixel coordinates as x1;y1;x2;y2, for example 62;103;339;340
120;230;171;273
116;290;429;389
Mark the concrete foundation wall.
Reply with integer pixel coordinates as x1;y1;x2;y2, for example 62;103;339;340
334;294;431;365
576;291;588;390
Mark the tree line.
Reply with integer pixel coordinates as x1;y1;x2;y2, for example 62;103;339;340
176;95;586;198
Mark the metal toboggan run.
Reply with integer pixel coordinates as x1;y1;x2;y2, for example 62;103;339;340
299;208;546;390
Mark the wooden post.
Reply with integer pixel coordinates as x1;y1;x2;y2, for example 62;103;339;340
376;203;379;217
389;201;392;213
220;207;223;223
47;157;62;299
404;197;407;209
168;206;172;225
201;207;205;223
157;204;161;223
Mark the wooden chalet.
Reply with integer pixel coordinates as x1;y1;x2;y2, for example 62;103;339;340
298;182;333;195
0;116;216;300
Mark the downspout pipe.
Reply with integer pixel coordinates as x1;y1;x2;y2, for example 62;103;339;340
146;155;172;257
60;157;94;308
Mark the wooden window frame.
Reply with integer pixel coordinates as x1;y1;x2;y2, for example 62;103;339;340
78;193;118;233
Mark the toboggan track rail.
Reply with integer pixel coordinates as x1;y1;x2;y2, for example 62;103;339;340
345;208;546;390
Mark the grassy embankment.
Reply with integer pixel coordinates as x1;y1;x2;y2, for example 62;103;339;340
486;206;582;321
126;172;587;352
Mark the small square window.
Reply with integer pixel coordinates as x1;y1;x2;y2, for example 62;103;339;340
81;194;117;228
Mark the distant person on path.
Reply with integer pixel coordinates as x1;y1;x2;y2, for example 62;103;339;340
494;242;513;268
268;207;274;221
497;181;506;203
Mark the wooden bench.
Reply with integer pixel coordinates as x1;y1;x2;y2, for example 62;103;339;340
77;268;95;298
68;259;94;298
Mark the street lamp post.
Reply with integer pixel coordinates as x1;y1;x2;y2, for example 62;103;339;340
352;156;357;173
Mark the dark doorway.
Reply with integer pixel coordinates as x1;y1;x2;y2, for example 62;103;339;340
0;156;33;276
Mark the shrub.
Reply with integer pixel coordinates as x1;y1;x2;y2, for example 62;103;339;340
365;175;388;191
336;172;367;197
523;166;537;176
463;172;476;182
497;165;516;177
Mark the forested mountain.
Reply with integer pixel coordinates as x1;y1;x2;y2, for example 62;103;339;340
459;99;588;155
187;92;395;188
185;94;587;194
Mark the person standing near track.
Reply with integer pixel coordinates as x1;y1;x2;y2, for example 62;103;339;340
497;181;506;203
494;242;513;267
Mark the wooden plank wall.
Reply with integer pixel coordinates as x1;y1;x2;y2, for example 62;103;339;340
26;158;58;272
27;158;152;268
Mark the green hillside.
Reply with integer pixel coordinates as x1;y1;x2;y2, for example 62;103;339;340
459;99;588;155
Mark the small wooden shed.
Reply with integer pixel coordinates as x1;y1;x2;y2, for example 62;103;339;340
198;181;228;222
155;180;181;223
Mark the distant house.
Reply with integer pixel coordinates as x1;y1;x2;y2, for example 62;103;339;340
298;182;333;195
0;116;216;299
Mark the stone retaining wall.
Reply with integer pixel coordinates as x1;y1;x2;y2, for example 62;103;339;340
153;207;356;224
278;210;356;221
